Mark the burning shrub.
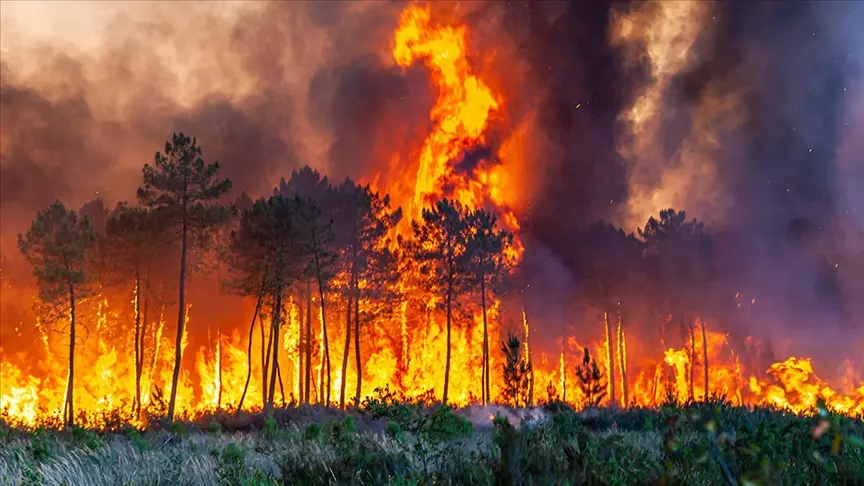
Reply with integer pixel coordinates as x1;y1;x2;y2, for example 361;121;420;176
500;333;531;408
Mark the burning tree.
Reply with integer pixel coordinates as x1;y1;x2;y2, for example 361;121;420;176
640;209;715;400
463;209;513;405
332;180;402;408
102;203;164;416
501;333;531;407
227;194;319;414
277;167;335;405
575;347;607;408
296;196;337;405
17;201;96;427
570;221;643;407
404;199;472;404
137;133;232;421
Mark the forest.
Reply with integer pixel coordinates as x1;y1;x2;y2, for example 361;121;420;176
6;131;861;436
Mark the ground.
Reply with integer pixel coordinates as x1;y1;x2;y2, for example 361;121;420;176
1;396;863;485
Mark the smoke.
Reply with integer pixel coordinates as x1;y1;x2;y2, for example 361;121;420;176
1;1;862;373
0;1;411;239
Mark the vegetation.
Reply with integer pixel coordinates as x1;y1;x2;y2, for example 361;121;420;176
136;133;232;421
1;399;861;485
8;132;863;485
17;201;95;428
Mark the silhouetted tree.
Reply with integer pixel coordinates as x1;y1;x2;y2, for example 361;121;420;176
229;194;315;414
103;202;162;416
296;196;336;404
501;333;531;407
277;167;333;404
463;209;513;405
575;347;606;407
18;201;95;427
640;209;715;399
571;221;643;407
137;133;232;420
332;180;402;408
405;199;471;404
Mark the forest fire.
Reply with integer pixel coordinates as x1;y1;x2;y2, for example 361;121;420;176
1;3;863;429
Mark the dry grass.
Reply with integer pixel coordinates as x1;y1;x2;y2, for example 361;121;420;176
1;402;862;485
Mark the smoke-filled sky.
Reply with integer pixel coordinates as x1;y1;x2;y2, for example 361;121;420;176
1;1;862;363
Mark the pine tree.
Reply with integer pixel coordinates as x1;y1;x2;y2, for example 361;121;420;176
575;347;607;408
18;201;95;427
137;133;232;421
103;202;162;416
463;209;513;405
501;333;531;407
405;199;471;404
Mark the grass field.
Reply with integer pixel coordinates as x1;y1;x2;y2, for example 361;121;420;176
1;394;863;486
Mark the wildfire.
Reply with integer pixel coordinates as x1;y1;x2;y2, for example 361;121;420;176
1;3;862;429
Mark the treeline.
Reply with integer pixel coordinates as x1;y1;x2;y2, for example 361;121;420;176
17;133;740;428
17;134;521;427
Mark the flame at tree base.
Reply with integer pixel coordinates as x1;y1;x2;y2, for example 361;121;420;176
1;3;862;429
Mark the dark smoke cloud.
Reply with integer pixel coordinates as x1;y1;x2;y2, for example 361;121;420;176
0;1;409;240
493;0;863;366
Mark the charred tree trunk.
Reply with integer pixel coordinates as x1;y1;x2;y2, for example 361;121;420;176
700;318;709;400
262;309;274;409
304;282;312;404
443;267;453;405
312;236;332;406
276;361;286;407
617;304;629;407
604;311;616;407
260;311;269;407
265;287;283;415
133;265;142;416
238;282;265;412
354;293;362;407
340;263;355;409
167;210;188;422
216;322;222;410
688;318;696;401
525;312;534;407
65;279;76;428
136;273;150;417
480;270;490;405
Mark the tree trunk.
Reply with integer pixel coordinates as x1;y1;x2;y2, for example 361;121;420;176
604;311;616;407
443;269;453;405
238;284;265;412
295;296;303;402
617;304;629;407
700;318;709;400
354;293;362;407
312;237;332;406
216;322;222;410
260;311;269;407
525;312;534;407
167;215;188;421
137;273;149;417
276;361;286;406
262;309;274;409
340;266;355;409
265;287;283;415
133;265;142;416
65;280;76;428
688;319;696;401
480;272;490;405
304;282;312;404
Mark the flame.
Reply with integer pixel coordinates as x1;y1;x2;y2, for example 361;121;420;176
1;3;862;428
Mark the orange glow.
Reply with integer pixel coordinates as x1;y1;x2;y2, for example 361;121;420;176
1;3;862;428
